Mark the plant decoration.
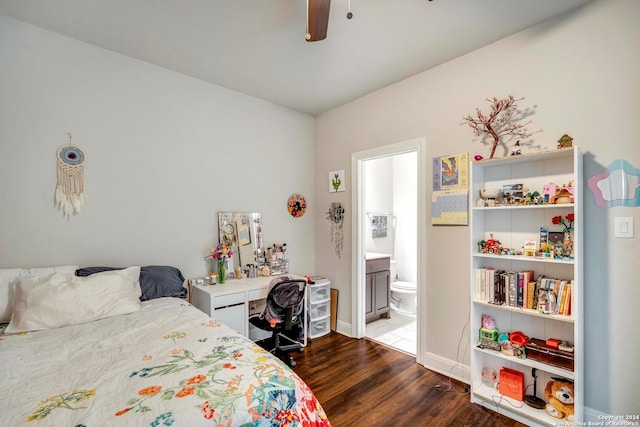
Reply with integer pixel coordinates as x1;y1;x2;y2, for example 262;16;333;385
552;214;574;232
331;173;341;192
462;95;533;159
326;202;345;258
552;213;575;258
209;244;233;283
329;170;345;192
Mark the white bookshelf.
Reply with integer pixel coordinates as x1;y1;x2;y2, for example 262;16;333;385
469;147;583;426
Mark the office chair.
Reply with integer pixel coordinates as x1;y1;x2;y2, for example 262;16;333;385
249;276;306;368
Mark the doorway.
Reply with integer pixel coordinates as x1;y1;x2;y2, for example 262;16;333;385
351;137;427;365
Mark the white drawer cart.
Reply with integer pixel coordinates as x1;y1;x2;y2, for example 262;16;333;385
307;277;331;339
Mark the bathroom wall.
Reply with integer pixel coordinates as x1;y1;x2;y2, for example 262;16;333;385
392;152;417;283
363;157;394;256
363;152;417;283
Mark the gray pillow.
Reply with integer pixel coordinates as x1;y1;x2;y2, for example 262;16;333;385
75;266;186;301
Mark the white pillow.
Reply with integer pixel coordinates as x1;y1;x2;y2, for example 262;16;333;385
0;265;78;323
5;266;142;333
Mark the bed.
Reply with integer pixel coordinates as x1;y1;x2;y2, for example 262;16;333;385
0;265;330;426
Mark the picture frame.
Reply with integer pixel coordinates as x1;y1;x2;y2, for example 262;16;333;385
329;169;345;192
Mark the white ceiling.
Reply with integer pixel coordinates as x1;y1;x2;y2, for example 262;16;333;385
0;0;593;115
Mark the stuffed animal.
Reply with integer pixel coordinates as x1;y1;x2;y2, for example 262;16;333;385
545;379;575;421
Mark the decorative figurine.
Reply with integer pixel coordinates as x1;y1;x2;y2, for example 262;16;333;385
478;188;504;207
557;134;573;148
511;140;522;156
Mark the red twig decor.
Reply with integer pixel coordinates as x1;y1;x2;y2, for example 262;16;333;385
462;95;532;159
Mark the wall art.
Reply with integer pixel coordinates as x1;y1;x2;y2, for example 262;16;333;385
326;202;345;258
587;159;640;208
329;169;345;192
54;132;87;219
432;152;469;225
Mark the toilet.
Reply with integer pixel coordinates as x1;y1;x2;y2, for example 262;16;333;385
389;260;417;315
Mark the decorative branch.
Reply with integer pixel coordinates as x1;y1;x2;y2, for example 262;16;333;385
462;95;532;159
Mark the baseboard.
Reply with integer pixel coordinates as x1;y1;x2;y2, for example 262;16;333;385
335;320;352;337
583;406;610;423
422;351;470;384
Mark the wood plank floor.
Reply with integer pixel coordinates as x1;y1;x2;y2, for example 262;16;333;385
292;333;526;427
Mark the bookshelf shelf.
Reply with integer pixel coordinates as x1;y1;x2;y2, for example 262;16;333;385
472;300;574;323
473;203;575;211
473;384;561;427
473;253;574;265
473;346;574;379
469;147;583;426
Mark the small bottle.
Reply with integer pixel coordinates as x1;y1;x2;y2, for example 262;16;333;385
210;272;217;285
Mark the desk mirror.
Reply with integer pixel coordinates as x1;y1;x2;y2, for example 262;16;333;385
218;212;263;272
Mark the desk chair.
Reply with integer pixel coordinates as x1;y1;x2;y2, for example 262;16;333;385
249;276;306;368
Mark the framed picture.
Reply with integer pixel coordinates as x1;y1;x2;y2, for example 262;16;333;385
329;170;345;192
548;232;564;247
503;183;524;203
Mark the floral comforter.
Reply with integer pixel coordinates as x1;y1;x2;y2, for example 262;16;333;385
0;297;330;426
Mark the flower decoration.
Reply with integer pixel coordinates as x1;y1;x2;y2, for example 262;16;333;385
210;244;233;260
287;194;307;218
331;173;341;191
551;213;574;232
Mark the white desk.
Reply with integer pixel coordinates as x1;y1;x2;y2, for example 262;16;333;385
191;276;307;346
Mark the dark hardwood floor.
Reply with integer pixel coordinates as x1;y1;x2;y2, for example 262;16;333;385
292;333;526;427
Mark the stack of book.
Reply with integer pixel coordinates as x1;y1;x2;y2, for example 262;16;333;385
474;268;573;316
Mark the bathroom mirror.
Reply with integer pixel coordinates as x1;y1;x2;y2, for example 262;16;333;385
218;212;264;272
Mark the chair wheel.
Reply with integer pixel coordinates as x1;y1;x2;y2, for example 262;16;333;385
289;357;296;368
298;347;305;353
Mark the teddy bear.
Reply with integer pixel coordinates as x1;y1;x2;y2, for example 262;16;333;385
545;379;575;421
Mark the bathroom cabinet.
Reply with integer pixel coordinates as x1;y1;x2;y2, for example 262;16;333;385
365;257;390;323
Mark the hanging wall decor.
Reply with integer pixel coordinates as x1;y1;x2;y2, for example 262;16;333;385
326;202;345;258
287;194;307;218
54;133;87;219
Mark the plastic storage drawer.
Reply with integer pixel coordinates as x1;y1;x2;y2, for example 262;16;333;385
308;282;330;304
308;315;330;339
309;300;330;319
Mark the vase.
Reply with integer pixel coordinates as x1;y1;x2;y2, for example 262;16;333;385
563;228;574;258
217;259;227;284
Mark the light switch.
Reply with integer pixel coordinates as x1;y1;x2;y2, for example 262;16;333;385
615;217;634;238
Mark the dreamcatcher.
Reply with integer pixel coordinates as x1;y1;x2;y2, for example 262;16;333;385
326;202;345;258
54;133;87;219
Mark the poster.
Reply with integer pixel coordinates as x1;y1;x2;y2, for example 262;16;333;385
432;152;469;225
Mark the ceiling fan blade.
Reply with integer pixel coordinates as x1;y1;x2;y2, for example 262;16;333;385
307;0;331;42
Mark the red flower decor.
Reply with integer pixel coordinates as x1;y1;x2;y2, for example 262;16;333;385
210;244;233;260
552;214;574;231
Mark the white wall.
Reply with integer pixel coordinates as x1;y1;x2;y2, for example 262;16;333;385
0;14;316;279
363;157;394;256
314;0;639;417
393;152;417;283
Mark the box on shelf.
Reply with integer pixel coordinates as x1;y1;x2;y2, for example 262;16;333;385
498;367;524;401
525;338;575;371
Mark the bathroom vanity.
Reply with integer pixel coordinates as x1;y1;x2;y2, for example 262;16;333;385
365;253;391;323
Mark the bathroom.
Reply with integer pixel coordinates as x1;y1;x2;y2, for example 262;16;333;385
363;151;417;355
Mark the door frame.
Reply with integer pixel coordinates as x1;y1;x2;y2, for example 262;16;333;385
350;137;427;365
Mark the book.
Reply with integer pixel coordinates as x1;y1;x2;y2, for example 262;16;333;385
485;268;496;303
527;281;536;309
475;268;486;301
517;272;524;307
507;271;517;307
